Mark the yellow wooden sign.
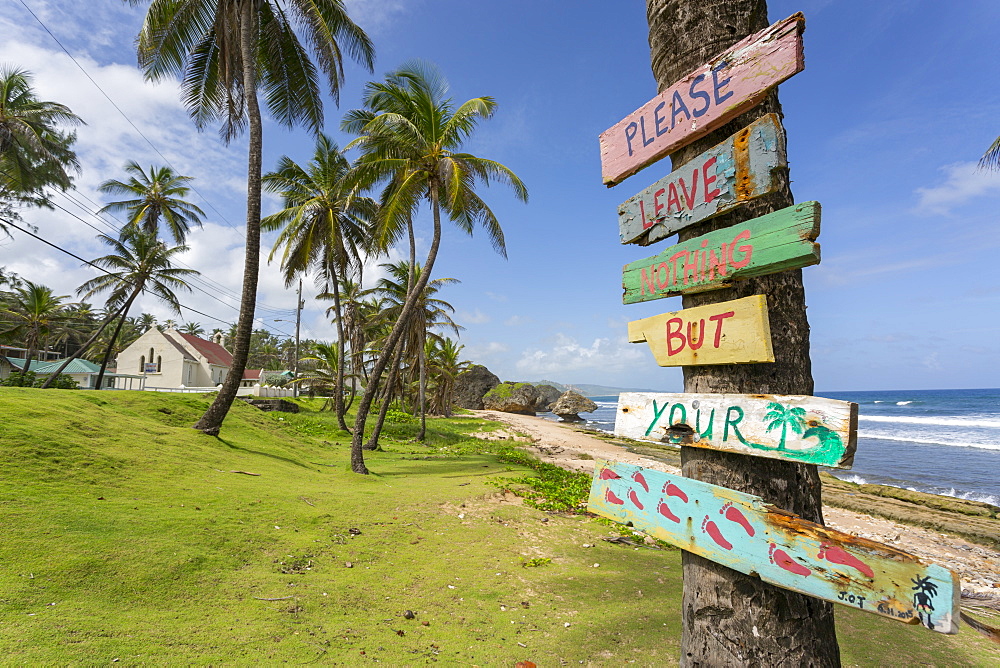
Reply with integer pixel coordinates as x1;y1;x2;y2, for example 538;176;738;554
627;295;774;366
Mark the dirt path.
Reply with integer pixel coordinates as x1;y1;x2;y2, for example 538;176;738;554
470;410;1000;595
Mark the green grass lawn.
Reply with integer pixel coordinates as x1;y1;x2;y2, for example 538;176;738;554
1;388;997;666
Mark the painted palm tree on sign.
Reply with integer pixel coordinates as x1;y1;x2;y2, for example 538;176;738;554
763;402;807;451
0;280;70;383
262;133;374;431
125;0;374;435
342;61;528;473
0;65;82;232
72;229;198;389
98;162;205;244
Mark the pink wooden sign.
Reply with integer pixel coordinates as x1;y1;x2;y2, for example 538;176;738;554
599;13;804;187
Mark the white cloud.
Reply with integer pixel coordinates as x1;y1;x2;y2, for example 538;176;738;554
504;315;530;326
515;333;646;377
344;0;414;35
456;308;491;325
913;162;1000;215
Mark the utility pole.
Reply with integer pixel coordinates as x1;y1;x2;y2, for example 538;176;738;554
293;278;302;398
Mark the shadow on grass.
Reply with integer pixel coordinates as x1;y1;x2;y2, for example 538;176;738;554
214;437;316;471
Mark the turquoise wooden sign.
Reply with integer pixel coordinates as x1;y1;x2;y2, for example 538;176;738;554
622;202;820;305
614;391;857;469
588;460;960;634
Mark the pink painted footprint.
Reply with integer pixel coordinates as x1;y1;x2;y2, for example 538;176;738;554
605;488;625;505
720;502;755;537
701;516;733;550
817;542;874;578
663;481;689;503
768;542;811;577
632;471;649;493
628;489;645;510
599;468;621;480
658;501;680;523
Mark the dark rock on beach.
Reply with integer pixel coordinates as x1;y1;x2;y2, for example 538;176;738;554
454;364;501;409
482;382;540;415
532;384;563;412
551;391;598;422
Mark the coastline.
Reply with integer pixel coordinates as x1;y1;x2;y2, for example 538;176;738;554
471;409;1000;595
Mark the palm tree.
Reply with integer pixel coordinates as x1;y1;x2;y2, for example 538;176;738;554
262;134;374;430
138;312;158;332
70;229;198;389
0;280;70;383
295;342;352;412
342;61;528;473
97;161;205;244
125;0;374;436
425;337;469;417
180;321;205;336
0;65;83;224
763;402;807;451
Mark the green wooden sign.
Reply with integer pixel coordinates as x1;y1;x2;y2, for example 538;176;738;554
622;202;820;305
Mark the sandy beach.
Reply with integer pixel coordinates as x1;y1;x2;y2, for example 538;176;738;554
471;409;1000;595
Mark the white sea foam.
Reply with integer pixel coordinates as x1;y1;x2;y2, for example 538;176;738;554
839;474;868;485
873;400;884;404
859;415;1000;428
896;400;913;405
857;432;1000;451
944;489;1000;507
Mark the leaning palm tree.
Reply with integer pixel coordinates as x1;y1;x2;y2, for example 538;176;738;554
69;229;198;389
367;260;461;446
0;280;70;384
125;0;374;435
0;65;83;234
262;133;374;431
97;161;205;244
342;61;528;473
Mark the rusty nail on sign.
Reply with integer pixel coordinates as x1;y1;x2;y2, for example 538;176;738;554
589;460;959;634
599;13;805;187
618;114;788;246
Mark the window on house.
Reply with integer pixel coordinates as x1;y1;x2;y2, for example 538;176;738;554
139;355;145;372
149;347;155;364
156;355;162;372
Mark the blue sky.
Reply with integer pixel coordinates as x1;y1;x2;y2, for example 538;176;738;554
2;0;999;392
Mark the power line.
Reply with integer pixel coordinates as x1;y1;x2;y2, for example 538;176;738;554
1;216;294;338
15;0;244;237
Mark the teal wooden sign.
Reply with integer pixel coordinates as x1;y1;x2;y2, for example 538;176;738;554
588;460;960;634
622;202;820;305
615;391;857;469
618;114;788;246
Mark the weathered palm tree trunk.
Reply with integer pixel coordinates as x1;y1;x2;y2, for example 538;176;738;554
645;1;840;665
329;271;351;432
195;5;262;435
94;285;144;390
351;187;443;473
365;216;419;450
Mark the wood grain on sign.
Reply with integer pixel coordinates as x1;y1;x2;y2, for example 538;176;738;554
627;295;773;366
622;202;820;304
619;114;788;246
614;392;857;468
588;460;959;634
599;14;804;186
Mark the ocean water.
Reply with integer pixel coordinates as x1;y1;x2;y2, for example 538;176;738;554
540;388;1000;506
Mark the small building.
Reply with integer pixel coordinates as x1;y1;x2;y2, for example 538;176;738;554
114;327;235;390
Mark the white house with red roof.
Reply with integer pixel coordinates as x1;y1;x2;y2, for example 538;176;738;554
113;326;266;391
